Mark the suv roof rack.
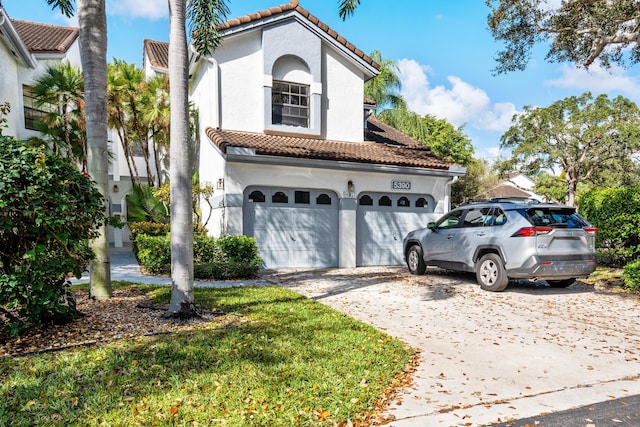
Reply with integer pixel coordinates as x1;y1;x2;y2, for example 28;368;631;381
460;197;541;206
488;197;541;204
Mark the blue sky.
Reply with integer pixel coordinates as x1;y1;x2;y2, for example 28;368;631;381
6;0;640;160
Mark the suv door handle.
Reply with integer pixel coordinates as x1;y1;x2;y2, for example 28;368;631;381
447;234;454;239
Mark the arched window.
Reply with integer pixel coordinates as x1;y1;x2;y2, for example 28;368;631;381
359;195;373;206
378;196;392;206
248;190;265;203
397;197;410;207
317;193;332;205
272;191;288;203
416;197;428;208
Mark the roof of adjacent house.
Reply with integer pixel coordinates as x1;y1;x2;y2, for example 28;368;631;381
205;117;459;171
485;183;535;199
143;39;169;71
10;19;79;54
143;0;379;72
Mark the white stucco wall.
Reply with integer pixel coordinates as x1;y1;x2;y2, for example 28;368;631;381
322;45;365;142
214;32;264;133
0;40;21;137
192;18;369;143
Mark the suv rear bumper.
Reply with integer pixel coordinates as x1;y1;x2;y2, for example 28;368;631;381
506;256;597;280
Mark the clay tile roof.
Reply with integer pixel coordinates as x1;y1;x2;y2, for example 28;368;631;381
205;116;457;171
144;39;169;70
10;19;78;54
218;0;379;71
143;2;379;72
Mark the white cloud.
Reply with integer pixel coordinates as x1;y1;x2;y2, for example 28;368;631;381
107;0;167;20
546;64;640;101
397;58;518;133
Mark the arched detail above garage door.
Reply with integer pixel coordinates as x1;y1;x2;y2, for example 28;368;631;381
356;192;437;266
243;187;339;269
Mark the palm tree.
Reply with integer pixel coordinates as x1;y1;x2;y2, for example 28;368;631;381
364;50;406;115
338;0;361;19
31;62;87;169
107;61;142;188
164;0;229;319
77;0;112;300
144;74;171;187
46;0;112;299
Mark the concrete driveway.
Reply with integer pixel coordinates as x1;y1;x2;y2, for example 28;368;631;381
268;266;640;426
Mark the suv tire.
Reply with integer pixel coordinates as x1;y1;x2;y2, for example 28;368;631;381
407;245;426;275
476;253;509;292
547;278;575;288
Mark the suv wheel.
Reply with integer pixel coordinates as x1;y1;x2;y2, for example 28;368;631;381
476;253;509;292
406;245;426;275
547;278;575;288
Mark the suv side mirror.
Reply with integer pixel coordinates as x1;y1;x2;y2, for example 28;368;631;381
427;222;437;231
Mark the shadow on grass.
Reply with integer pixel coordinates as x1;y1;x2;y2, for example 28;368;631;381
0;286;411;426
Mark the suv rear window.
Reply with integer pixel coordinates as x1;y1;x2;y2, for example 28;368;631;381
520;207;588;228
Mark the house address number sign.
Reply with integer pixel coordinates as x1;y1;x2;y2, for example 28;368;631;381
391;180;411;190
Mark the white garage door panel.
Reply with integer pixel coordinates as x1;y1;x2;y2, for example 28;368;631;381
357;194;435;267
244;188;339;269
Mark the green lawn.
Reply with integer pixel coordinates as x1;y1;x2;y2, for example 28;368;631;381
0;285;413;426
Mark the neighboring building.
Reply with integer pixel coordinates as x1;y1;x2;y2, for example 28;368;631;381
0;6;80;139
141;0;466;269
485;172;547;202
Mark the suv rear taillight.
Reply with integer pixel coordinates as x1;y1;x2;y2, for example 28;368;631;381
584;227;598;235
512;227;553;237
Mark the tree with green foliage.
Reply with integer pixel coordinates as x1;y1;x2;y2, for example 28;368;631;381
31;62;86;169
486;0;640;73
0;135;104;337
107;60;159;187
165;0;230;319
533;171;567;203
380;107;475;165
499;92;640;207
580;187;640;266
45;0;112;299
451;158;501;206
364;50;406;114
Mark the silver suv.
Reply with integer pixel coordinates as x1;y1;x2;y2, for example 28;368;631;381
403;198;598;292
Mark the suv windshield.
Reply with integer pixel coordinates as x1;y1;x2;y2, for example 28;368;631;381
519;207;588;228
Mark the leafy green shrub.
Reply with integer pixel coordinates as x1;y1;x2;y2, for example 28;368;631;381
0;136;104;337
194;260;263;280
135;234;171;274
579;188;640;266
129;221;207;256
135;234;262;279
125;184;169;224
623;259;640;292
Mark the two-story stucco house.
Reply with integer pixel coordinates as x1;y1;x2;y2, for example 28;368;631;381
0;5;80;139
142;0;466;269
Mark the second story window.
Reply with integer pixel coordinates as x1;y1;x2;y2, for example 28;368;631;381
23;85;56;131
272;80;309;128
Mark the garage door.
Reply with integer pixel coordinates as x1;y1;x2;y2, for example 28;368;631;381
357;193;436;266
243;187;339;269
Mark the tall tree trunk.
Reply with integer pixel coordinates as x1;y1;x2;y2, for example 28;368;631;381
165;0;196;318
78;0;112;300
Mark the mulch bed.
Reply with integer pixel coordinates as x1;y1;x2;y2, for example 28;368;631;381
0;289;240;358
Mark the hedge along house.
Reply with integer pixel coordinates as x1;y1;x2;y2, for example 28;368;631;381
146;0;466;269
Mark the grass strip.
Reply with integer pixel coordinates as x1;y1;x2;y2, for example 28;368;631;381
1;285;413;426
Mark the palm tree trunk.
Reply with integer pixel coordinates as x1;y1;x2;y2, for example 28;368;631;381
77;0;112;300
165;0;196;318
